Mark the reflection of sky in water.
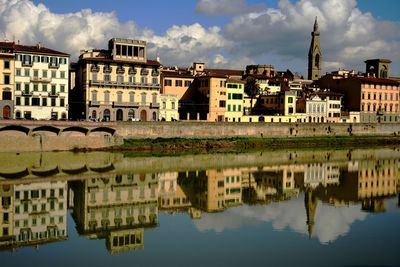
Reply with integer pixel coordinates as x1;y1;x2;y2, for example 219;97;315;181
193;193;368;244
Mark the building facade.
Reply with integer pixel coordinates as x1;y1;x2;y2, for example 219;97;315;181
14;44;69;120
159;94;179;121
0;43;14;119
72;38;161;121
225;79;244;122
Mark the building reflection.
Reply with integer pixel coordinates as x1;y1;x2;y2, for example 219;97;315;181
0;149;399;251
70;172;158;254
0;181;68;251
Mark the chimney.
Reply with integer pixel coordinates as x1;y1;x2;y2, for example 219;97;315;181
37;42;41;49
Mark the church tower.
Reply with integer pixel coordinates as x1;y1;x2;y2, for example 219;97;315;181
308;17;322;81
305;190;317;239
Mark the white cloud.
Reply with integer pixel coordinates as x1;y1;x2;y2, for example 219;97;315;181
193;194;368;244
196;0;266;16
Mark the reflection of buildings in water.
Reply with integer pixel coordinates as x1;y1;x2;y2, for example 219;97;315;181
71;173;158;253
304;163;340;189
178;169;243;213
0;184;13;246
158;172;191;212
0;181;67;250
243;165;300;204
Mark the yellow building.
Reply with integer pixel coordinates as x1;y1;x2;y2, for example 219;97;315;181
73;38;161;121
13;43;69;120
159;94;179;121
225;79;245;122
0;42;15;119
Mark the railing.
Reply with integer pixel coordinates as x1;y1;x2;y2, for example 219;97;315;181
141;69;149;75
30;77;52;83
22;61;32;67
116;67;125;74
113;101;140;108
150;103;160;108
48;91;59;97
91;65;100;72
89;80;160;89
152;70;160;76
103;66;112;73
128;68;137;75
48;62;59;69
22;90;33;96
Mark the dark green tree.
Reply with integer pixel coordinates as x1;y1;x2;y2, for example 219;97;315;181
244;77;260;115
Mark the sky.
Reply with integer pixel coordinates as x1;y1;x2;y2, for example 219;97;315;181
1;0;399;77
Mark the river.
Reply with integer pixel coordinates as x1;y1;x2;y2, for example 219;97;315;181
0;147;399;267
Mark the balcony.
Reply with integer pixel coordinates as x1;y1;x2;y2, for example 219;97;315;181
103;66;112;73
152;70;160;76
22;90;33;96
141;69;149;76
113;101;140;108
91;65;100;72
22;61;33;67
30;76;52;83
89;80;160;90
48;91;59;97
116;67;125;74
89;100;100;107
150;102;160;109
128;67;137;75
48;62;59;69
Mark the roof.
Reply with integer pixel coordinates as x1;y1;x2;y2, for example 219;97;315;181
161;70;194;79
81;57;160;66
310;91;344;97
357;76;399;85
226;78;245;84
0;41;69;56
205;68;244;77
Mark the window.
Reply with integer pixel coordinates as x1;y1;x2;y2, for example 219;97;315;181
171;102;175;110
185;80;191;87
16;69;21;76
24;97;29;106
41;84;47;92
175;80;183;87
104;91;110;103
141;94;146;105
16;97;21;105
238;105;241;112
42;70;47;78
162;101;166;109
4;61;10;69
228;93;232;100
92;91;97;101
60;98;65;107
288;97;293;104
4;74;10;84
33;84;38;91
51;70;56;78
51;98;56;107
60;85;65;93
219;100;226;108
117;75;123;84
92;73;97;81
129;93;135;103
33;70;39;77
32;98;40;106
233;105;236;112
2;91;11;100
220;80;226;87
51;85;56;95
129;75;135;84
152;78;158;85
42;98;47;106
60;71;65;79
117;92;123;103
164;79;172;86
152;94;157;104
141;77;148;84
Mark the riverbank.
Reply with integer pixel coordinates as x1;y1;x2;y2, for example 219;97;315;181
98;135;400;155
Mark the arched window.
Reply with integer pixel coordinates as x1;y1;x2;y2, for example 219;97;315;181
92;110;97;119
152;111;157;121
103;109;111;121
315;54;320;68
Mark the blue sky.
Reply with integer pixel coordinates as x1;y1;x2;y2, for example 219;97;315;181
6;0;398;76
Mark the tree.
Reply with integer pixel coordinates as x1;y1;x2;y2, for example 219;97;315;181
244;77;260;115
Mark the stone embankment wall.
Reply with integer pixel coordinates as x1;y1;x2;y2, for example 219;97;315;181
1;120;400;152
115;121;400;139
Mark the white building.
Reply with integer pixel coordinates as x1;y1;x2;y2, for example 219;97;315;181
14;43;69;120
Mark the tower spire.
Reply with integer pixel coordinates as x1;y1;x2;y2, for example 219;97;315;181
314;16;319;32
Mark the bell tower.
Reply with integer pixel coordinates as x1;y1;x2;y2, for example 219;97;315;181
308;17;322;81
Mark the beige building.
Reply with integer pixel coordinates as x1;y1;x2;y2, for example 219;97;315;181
159;94;179;121
11;181;68;249
71;173;158;253
158;172;191;212
72;38;161;121
13;43;69;120
0;42;15;119
0;183;13;247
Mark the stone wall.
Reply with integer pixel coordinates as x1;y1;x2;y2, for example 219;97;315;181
1;120;400;152
115;121;400;139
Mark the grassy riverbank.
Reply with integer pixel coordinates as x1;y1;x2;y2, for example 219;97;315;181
111;135;400;155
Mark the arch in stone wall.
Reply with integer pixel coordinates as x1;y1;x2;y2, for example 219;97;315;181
90;127;116;136
32;126;61;135
62;126;89;136
0;125;30;135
